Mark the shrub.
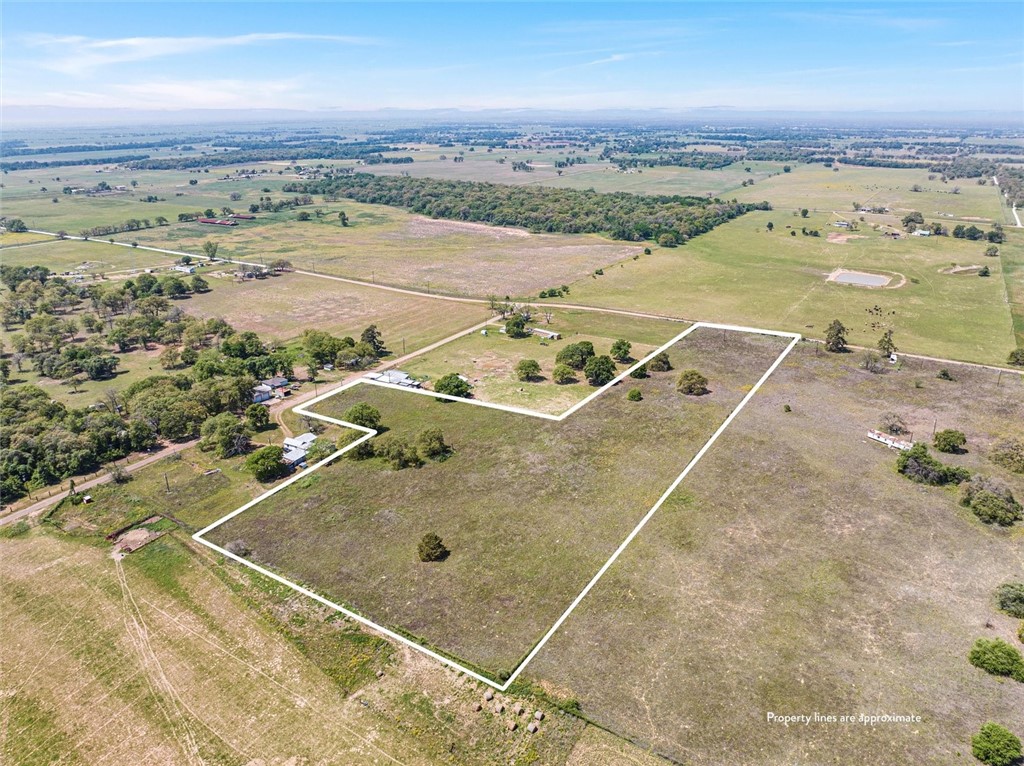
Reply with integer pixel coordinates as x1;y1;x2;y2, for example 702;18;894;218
677;369;709;396
505;314;529;338
555;342;595;370
629;363;648;379
0;520;30;539
224;539;251;557
552;363;575;385
434;373;471;398
376;436;422;470
415;428;451;461
962;477;1023;526
418;532;449;562
1009;349;1024;367
990;437;1024;473
972;723;1023;766
861;351;884;374
783;404;792;413
937;368;955;381
934;429;967;453
996;582;1024;619
583;355;617;386
647;351;672;372
627;388;642;402
880;411;908;436
968;638;1024;682
514;358;542;382
896;443;971;486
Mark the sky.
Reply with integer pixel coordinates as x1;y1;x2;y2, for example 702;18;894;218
1;1;1022;115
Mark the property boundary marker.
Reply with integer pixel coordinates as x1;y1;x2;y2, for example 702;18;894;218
194;322;801;690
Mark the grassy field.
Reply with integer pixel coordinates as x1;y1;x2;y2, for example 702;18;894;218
561;210;1019;365
529;344;1024;765
185;270;488;347
400;309;686;413
204;327;791;678
0;236;182;274
1;527;606;765
125;201;640;298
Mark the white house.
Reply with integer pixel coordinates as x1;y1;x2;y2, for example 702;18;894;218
252;384;273;403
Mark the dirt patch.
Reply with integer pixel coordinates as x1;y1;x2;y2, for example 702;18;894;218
826;232;867;244
940;264;984;275
402;217;531;240
826;267;906;289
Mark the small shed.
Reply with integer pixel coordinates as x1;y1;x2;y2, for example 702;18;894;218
531;328;562;340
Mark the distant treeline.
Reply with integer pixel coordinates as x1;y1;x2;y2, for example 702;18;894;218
127;141;413;170
611;153;736;170
997;167;1024;206
0;155;151;171
283;172;769;242
1;137;211;157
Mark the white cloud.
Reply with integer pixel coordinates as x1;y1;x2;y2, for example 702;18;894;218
25;32;379;75
29;77;312;110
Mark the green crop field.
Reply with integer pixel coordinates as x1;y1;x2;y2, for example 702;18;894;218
203;327;791;678
560;210;1020;365
400;309;685;413
530;344;1024;766
0;236;180;274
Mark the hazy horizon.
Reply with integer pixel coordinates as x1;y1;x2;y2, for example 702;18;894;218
2;1;1022;124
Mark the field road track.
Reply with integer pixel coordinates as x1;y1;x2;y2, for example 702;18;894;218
0;438;199;526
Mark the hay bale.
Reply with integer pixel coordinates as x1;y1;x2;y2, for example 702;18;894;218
527;722;539;734
484;689;494;701
533;710;544;721
507;719;517;731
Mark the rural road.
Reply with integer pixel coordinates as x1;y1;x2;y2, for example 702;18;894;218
0;438;199;526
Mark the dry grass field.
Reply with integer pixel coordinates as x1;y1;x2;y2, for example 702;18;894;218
0;529;608;766
126;201;640;297
204;328;791;678
184;270;488;348
528;344;1024;765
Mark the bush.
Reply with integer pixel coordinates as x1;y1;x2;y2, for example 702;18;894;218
583;355;617;386
434;373;471;398
552;363;575;385
555;342;595;370
0;520;30;539
972;723;1023;766
991;437;1024;473
934;429;967;453
783;404;792;413
937;368;955;381
896;443;971;486
415;428;451;461
880;411;908;435
376;436;422;470
996;583;1024;619
627;388;642;401
968;638;1024;682
962;477;1023;526
677;369;709;396
629;363;649;379
1009;349;1024;367
245;446;289;482
647;351;672;372
505;314;529;338
418;532;449;562
514;358;542;382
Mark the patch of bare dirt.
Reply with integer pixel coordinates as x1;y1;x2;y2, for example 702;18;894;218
826;232;867;244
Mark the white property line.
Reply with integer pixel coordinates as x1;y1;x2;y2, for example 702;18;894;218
194;322;801;690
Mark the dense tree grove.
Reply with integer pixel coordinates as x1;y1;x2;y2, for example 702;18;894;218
283;173;770;242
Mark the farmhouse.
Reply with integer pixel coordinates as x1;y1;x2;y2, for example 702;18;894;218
531;328;562;340
263;376;290;391
911;229;931;237
198;218;238;227
282;432;318;468
832;221;850;228
364;370;421;388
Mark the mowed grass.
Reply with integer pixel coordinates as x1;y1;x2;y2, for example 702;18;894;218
529;344;1024;766
184;270;488;347
401;310;686;413
563;210;1018;365
126;200;641;298
204;327;791;677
